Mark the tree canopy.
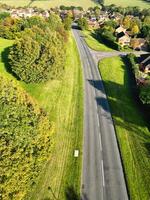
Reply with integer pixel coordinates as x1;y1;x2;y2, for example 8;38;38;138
9;27;66;83
0;75;54;200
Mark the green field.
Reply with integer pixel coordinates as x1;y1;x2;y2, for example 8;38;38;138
105;0;150;9
83;30;114;52
0;0;97;9
99;56;150;200
0;0;150;9
0;36;83;200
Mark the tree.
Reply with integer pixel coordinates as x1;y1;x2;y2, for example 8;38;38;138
98;0;104;5
47;13;62;31
94;8;100;19
78;17;88;30
131;25;140;36
63;16;72;30
140;85;150;104
141;25;150;39
9;27;66;83
0;12;10;21
143;16;150;26
0;74;54;200
122;16;131;29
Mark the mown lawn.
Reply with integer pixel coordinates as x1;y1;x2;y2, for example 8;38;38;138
0;36;83;200
1;0;97;9
99;56;150;200
83;30;114;52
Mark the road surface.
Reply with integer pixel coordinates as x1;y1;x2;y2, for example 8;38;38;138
72;27;129;200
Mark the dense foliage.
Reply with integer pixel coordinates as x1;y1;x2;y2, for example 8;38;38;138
7;15;67;83
9;26;66;83
0;75;54;200
127;53;150;105
63;16;72;30
96;21;120;50
139;84;150;104
77;17;88;30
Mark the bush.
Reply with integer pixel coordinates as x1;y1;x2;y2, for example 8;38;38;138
0;75;54;200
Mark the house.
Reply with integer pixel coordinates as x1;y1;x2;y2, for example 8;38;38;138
90;15;97;21
111;12;123;22
87;20;99;29
42;10;49;18
10;8;35;18
72;9;83;20
130;38;148;50
139;54;150;74
98;11;109;22
117;32;131;46
115;25;126;35
60;10;68;20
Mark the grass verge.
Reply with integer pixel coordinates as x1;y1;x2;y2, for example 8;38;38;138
99;56;150;200
83;30;114;52
22;35;83;200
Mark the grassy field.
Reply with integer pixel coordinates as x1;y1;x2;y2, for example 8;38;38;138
0;36;83;200
105;0;150;9
99;56;150;200
83;30;114;52
1;0;150;9
0;0;97;9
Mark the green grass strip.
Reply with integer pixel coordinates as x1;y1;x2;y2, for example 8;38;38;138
99;56;150;200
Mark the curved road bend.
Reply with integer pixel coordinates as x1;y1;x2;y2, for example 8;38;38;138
72;27;129;200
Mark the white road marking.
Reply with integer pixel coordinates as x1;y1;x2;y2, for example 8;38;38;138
99;133;102;151
101;160;105;187
97;113;100;127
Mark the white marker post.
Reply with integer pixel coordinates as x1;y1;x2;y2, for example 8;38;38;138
74;150;79;157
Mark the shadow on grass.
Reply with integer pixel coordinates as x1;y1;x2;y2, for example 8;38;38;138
90;31;118;50
1;46;20;80
65;186;89;200
65;186;80;200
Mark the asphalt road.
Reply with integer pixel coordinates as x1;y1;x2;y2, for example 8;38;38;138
72;27;129;200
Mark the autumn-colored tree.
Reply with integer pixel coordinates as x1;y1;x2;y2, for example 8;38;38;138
122;16;131;29
131;25;140;36
0;74;54;200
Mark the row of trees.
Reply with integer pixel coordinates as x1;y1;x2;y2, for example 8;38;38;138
0;75;55;200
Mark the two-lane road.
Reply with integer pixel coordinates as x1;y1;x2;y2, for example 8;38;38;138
72;27;129;200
